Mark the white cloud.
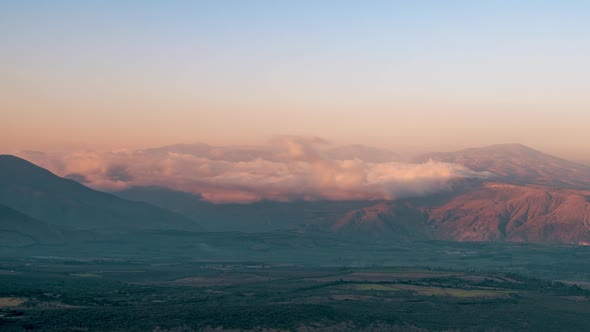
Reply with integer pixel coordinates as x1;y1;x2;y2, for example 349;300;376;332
18;137;492;203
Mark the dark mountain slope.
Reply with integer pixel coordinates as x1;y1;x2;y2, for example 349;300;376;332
114;186;373;232
0;204;64;247
0;155;202;232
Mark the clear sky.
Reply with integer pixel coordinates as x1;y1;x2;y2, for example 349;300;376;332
2;1;589;158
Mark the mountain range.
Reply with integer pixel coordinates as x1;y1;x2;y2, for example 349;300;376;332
2;143;590;246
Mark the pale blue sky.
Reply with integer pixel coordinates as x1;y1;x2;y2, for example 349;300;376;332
1;1;589;157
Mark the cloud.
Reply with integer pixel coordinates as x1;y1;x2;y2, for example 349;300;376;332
105;164;134;182
18;137;492;203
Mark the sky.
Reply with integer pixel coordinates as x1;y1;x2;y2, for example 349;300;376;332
2;1;590;159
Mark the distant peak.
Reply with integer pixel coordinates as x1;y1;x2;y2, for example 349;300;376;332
459;143;545;155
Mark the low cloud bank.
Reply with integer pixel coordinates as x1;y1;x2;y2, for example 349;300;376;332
19;137;492;203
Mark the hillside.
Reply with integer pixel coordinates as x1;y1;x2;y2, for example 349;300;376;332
0;155;202;232
0;204;64;247
115;186;373;232
334;182;590;245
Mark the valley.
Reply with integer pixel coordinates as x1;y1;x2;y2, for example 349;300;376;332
2;244;590;332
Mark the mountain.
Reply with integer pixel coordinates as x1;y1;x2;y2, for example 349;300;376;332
0;155;202;232
333;182;590;245
426;183;590;244
414;144;590;189
114;186;207;216
330;201;432;241
0;204;64;247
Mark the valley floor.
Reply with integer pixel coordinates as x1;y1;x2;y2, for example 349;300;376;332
2;238;590;331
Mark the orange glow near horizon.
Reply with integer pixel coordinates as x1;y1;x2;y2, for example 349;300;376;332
2;1;590;160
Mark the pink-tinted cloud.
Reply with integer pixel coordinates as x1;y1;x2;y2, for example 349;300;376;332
18;137;492;203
